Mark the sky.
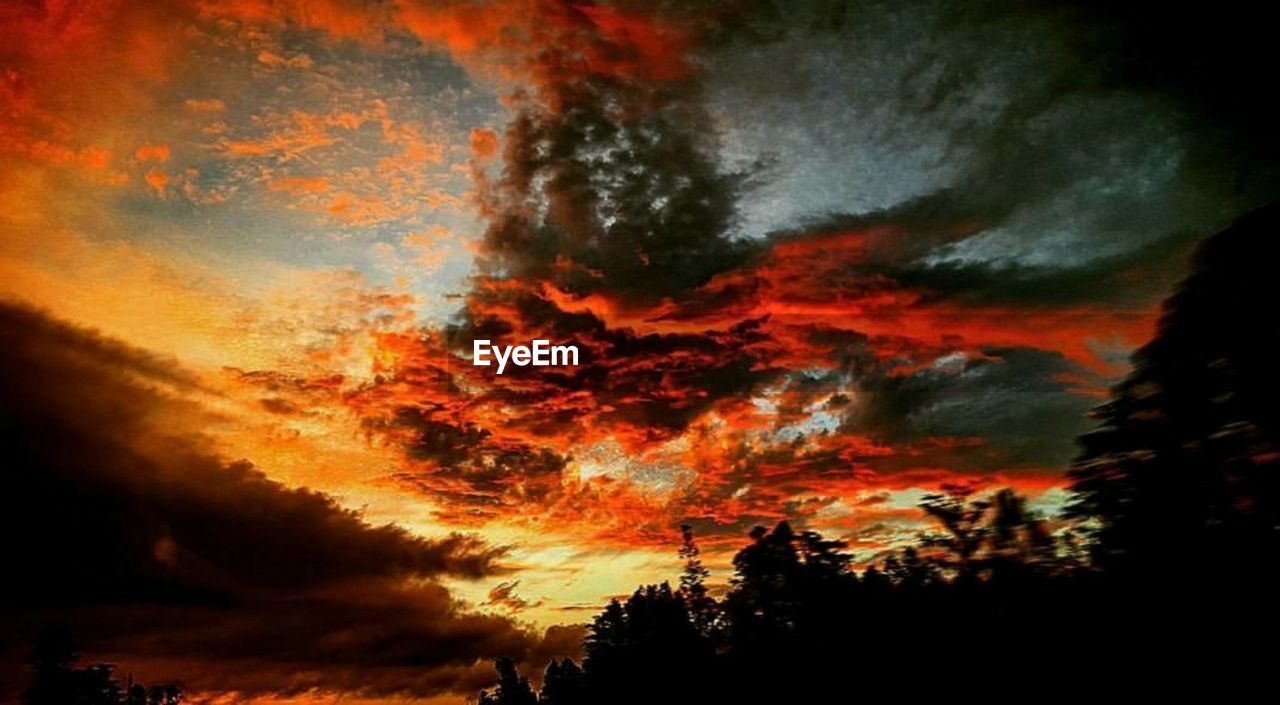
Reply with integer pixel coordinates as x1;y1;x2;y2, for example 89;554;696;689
3;0;1278;702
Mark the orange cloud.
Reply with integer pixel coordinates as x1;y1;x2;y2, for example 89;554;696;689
184;97;227;112
0;0;1163;663
1;0;193;183
470;127;500;159
136;143;171;162
257;49;315;69
145;168;169;196
269;175;333;194
396;0;693;85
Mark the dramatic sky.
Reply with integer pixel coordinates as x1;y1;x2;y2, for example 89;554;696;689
3;0;1278;702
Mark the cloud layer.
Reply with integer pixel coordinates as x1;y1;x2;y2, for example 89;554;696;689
4;1;1280;698
0;304;578;700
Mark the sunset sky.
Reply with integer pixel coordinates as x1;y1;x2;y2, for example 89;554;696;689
3;0;1277;702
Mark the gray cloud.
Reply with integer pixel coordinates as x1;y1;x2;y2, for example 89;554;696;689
846;346;1099;469
698;0;1280;306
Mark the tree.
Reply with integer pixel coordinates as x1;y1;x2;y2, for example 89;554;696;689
919;486;1062;581
1068;203;1280;580
919;484;990;577
722;521;859;693
881;546;943;590
677;524;718;638
985;488;1059;575
578;582;718;704
477;658;537;705
539;659;585;705
22;629;181;705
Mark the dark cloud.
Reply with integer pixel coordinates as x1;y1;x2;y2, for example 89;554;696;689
15;0;1279;698
364;4;788;521
846;346;1099;469
0;304;574;699
698;0;1280;307
357;300;780;521
150;0;1275;558
474;4;761;307
888;230;1197;307
364;0;1227;534
485;580;544;612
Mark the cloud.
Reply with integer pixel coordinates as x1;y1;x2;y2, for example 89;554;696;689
843;347;1100;469
0;304;571;700
144;167;169;196
257;48;315;69
700;0;1280;277
322;0;1165;553
268;175;333;195
6;0;1279;661
135;144;171;162
183;98;226;113
484;580;544;612
470;127;500;159
458;2;756;308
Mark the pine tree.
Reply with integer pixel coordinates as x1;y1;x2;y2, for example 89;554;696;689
677;524;718;638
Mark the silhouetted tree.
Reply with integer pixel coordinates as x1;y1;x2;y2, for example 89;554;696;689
721;521;860;700
919;486;1066;581
677;524;718;638
22;629;181;705
1069;203;1280;581
539;659;585;705
725;521;857;638
583;582;716;704
478;657;537;705
881;545;943;590
475;203;1280;705
146;686;181;705
919;484;989;574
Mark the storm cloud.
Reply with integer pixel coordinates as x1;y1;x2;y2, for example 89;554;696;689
0;304;577;700
345;0;1280;548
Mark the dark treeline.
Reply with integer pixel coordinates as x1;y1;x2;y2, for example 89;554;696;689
476;205;1280;703
20;628;181;705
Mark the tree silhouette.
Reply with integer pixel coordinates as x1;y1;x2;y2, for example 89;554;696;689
1069;203;1280;581
919;484;991;577
881;545;943;590
583;583;716;704
918;486;1066;581
472;205;1280;703
539;659;586;705
677;524;718;638
721;521;861;701
477;657;537;705
22;629;181;705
